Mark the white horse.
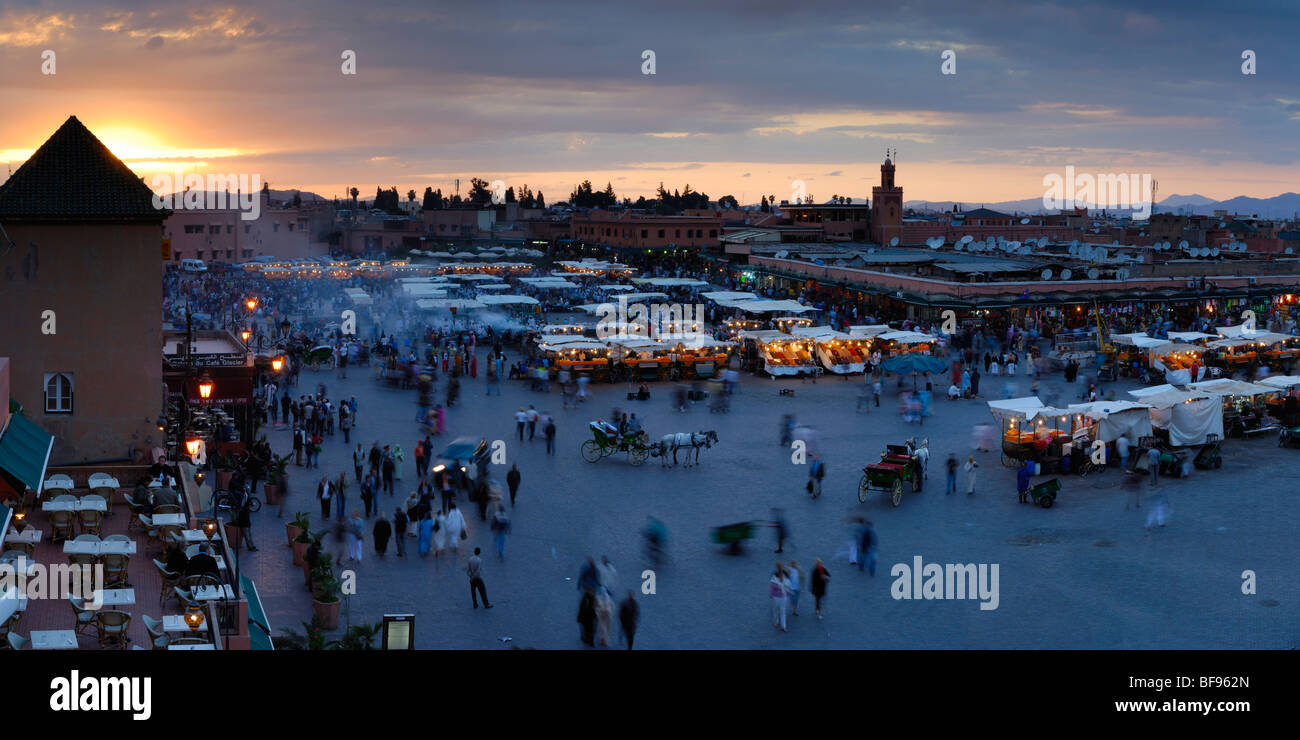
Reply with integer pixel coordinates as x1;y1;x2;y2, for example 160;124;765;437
656;430;719;467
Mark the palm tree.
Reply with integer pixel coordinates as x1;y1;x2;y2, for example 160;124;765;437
349;187;359;208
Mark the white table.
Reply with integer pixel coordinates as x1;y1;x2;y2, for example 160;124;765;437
192;584;235;601
3;528;41;545
29;630;79;650
43;478;75;491
91;588;136;608
162;615;198;633
168;643;215;650
87;476;120;489
42;498;107;513
149;477;176;488
152;514;187;527
63;540;137;555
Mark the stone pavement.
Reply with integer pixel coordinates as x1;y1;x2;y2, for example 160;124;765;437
238;353;1298;649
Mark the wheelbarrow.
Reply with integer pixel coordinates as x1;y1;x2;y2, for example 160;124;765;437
1027;478;1061;508
710;521;755;555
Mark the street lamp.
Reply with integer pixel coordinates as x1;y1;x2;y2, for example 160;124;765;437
240;329;252;344
185;437;202;459
271;357;284;373
246;298;258;311
156;415;167;432
197;374;214;401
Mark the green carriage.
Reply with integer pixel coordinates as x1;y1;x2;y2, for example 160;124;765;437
858;443;924;507
580;420;651;466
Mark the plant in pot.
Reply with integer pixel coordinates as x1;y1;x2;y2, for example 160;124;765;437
264;454;289;505
291;523;320;567
311;554;342;630
214;454;236;490
273;616;329;650
286;510;310;548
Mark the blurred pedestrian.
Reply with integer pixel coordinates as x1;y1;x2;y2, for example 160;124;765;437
595;588;615;647
770;563;790;631
965;455;978;496
787;560;804;616
619;590;639;650
506;464;521;506
467;547;492;608
945;454;958;495
811;558;830;619
577;588;597;646
373;514;391;558
393;507;408;557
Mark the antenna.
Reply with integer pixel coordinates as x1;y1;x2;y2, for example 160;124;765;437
1150;178;1158;215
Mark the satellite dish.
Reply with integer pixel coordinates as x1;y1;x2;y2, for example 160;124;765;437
1210;247;1220;257
1041;268;1053;280
1112;240;1120;246
1070;240;1079;249
927;240;941;250
961;235;973;244
1020;217;1030;225
890;237;899;247
1178;240;1189;250
1061;268;1073;280
1019;246;1031;255
1068;244;1077;255
774;250;789;259
953;242;964;251
1286;247;1294;254
1118;268;1130;280
1087;268;1099;279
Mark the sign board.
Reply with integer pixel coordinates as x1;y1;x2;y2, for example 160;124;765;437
165;353;250;370
382;614;414;650
162;237;171;261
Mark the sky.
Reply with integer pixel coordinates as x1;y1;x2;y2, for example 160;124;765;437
1;0;1297;206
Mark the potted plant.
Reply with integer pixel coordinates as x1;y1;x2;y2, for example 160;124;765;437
273;617;329;650
286;510;310;547
264;455;289;505
214;454;236;490
311;554;342;630
291;523;319;567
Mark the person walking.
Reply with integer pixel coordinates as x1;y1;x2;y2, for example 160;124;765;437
945;454;958;495
414;440;426;480
811;558;830;619
393;507;408;557
393;444;404;485
515;407;527;441
787;560;804;617
808;454;825;498
526;405;539;441
770;564;790;632
293;425;304;466
317;474;332;519
770;507;788;553
544;415;556;455
857;521;876;576
342;511;362;564
235;494;257;552
417;511;433;557
506;464;521;506
340;408;352;444
373;514;392;558
594;587;615;647
466;547;492;608
352;444;364;489
577;588;597;646
382;446;396;496
619;590;639;650
1148;446;1160;489
965;455;978;496
489;502;510;559
444;502;466;555
360;473;375;517
1017;460;1032;503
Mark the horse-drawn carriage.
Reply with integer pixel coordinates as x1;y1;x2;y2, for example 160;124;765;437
302;345;335;371
581;420;653;466
858;443;924;507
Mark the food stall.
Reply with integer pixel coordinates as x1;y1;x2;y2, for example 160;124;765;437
1259;375;1300;425
722;317;764;338
539;338;612;379
1262;335;1300;366
792;326;867;374
874;330;934;357
988;397;1075;470
1148;343;1209;385
774;316;815;333
1128;387;1223;447
610;337;668;382
1187;379;1278;437
739;330;818;377
667;334;733;379
1204;333;1290;371
1111;333;1172;378
1067;400;1154;444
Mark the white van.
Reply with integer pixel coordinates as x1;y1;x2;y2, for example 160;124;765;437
180;258;208;273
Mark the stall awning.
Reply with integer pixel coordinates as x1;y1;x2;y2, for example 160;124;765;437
0;409;55;496
241;575;274;651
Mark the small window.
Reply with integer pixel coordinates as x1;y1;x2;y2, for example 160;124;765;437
658;229;665;238
244;225;251;234
44;373;74;414
641;229;648;239
709;229;718;238
226;225;233;234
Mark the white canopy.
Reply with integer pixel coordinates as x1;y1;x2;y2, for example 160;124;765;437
1129;383;1178;398
729;299;816;314
616;292;671;302
987;397;1071;421
477;294;540;306
739;329;803;344
1258;375;1300;389
1186;379;1277;397
415;298;485;311
1112;332;1171;349
539;340;607;351
630;277;711;287
847;324;892;338
401;285;448;297
1206;333;1290;349
791;326;850;340
475;283;513;291
1068;401;1154;443
596;285;637;292
1167;331;1219;343
878;330;933;345
702;291;759;304
667;334;734;349
1149;343;1208;357
449;274;504;282
1128;388;1213;408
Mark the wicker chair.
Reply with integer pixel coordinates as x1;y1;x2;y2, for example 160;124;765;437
95;610;131;649
100;553;131;588
88;487;115;516
69;596;97;636
125;493;148;533
49;510;75;543
77;509;104;537
153;559;181;605
6;632;28;651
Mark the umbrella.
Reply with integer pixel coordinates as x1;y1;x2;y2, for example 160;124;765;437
880;354;948;375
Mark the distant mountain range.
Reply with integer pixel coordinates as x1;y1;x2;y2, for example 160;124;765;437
901;193;1300;219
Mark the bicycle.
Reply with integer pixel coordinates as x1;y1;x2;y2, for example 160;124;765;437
1079;459;1107;477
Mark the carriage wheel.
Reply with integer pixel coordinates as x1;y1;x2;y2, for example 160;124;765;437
580;441;602;463
857;476;869;503
891;479;903;507
629;446;648;466
1001;454;1018;468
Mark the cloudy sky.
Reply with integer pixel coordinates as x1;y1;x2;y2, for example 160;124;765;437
1;0;1296;205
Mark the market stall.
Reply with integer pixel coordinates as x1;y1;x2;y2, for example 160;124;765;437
1259;375;1300;425
739;330;818;377
1112;333;1172;378
1067;400;1153;444
1128;387;1223;447
1148;343;1209;385
874;330;934;357
666;334;733;379
792;326;867;374
988;397;1075;470
1187;379;1279;437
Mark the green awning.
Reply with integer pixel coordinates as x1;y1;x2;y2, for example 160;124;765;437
0;408;54;495
241;575;274;650
0;502;12;542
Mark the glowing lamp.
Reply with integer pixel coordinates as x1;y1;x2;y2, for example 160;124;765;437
197;374;215;400
184;603;206;632
241;329;252;343
185;438;202;458
12;511;27;534
202;518;218;539
246;298;258;311
271;357;284;372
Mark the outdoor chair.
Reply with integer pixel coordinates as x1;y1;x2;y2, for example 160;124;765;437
153;559;181;605
100;553;131;588
85;492;112;517
77;509;104;537
6;632;28;651
95;610;131;649
69;596;96;636
50;510;75;543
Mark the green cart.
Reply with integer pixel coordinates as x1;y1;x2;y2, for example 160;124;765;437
858;444;924;507
710;521;756;554
1027;478;1061;508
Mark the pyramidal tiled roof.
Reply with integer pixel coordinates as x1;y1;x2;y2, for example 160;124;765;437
0;115;166;222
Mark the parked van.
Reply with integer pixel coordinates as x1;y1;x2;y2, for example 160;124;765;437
180;258;208;273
